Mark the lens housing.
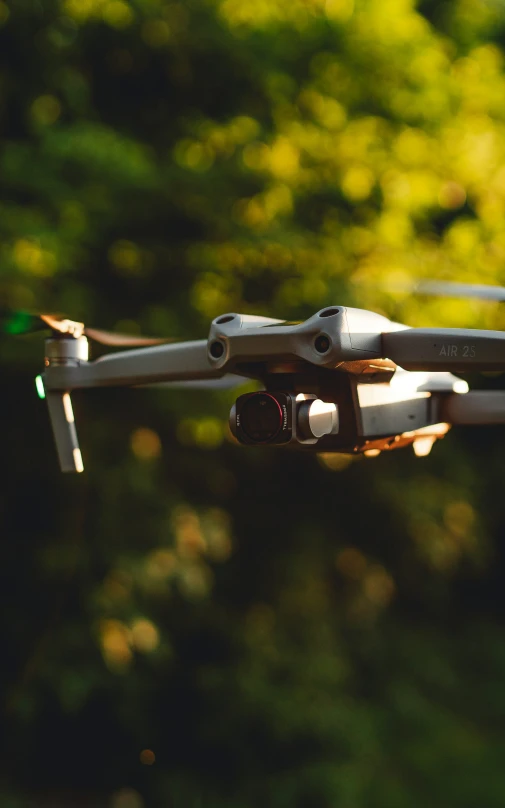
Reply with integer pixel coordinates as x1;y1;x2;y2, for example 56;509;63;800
231;392;292;445
240;393;283;442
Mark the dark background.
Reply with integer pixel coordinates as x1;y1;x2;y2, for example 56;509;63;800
2;0;505;805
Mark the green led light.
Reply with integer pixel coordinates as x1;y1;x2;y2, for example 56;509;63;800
35;375;45;399
5;311;35;335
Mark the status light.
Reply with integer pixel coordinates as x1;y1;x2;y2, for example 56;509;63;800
35;375;45;399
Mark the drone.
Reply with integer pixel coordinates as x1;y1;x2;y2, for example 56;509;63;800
13;280;505;472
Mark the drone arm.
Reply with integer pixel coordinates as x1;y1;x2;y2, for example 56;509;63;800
43;340;226;392
46;392;83;472
382;328;505;372
441;391;505;425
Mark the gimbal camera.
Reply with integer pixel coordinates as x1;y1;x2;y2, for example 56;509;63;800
23;281;505;472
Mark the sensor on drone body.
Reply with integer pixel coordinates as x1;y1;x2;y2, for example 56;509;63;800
22;284;505;472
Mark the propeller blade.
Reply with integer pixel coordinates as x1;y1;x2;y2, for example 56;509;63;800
83;328;172;347
416;280;505;302
0;309;175;346
41;314;84;337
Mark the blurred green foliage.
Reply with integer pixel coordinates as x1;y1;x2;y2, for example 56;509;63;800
3;0;505;806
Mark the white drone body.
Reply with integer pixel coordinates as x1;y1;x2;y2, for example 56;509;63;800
37;298;505;472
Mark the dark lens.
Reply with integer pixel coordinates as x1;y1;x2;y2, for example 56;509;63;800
240;393;283;443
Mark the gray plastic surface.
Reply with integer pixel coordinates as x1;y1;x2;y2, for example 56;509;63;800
441;391;505;424
46;392;83;472
383;328;505;371
44;340;223;391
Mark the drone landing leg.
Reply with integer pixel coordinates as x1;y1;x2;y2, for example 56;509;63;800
46;392;83;473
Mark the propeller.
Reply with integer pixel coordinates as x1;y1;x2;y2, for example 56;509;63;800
0;309;174;347
415;280;505;302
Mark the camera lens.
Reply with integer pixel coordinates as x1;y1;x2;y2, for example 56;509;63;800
240;393;283;443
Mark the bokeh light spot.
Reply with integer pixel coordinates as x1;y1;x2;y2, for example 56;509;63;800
31;95;61;125
439;181;467;209
325;0;354;22
102;0;134;28
108;240;143;274
110;788;144;808
145;549;177;581
142;19;171;47
12;240;57;277
131;618;160;653
341;165;375;201
336;547;367;579
98;619;132;671
130;427;162;460
140;749;156;765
